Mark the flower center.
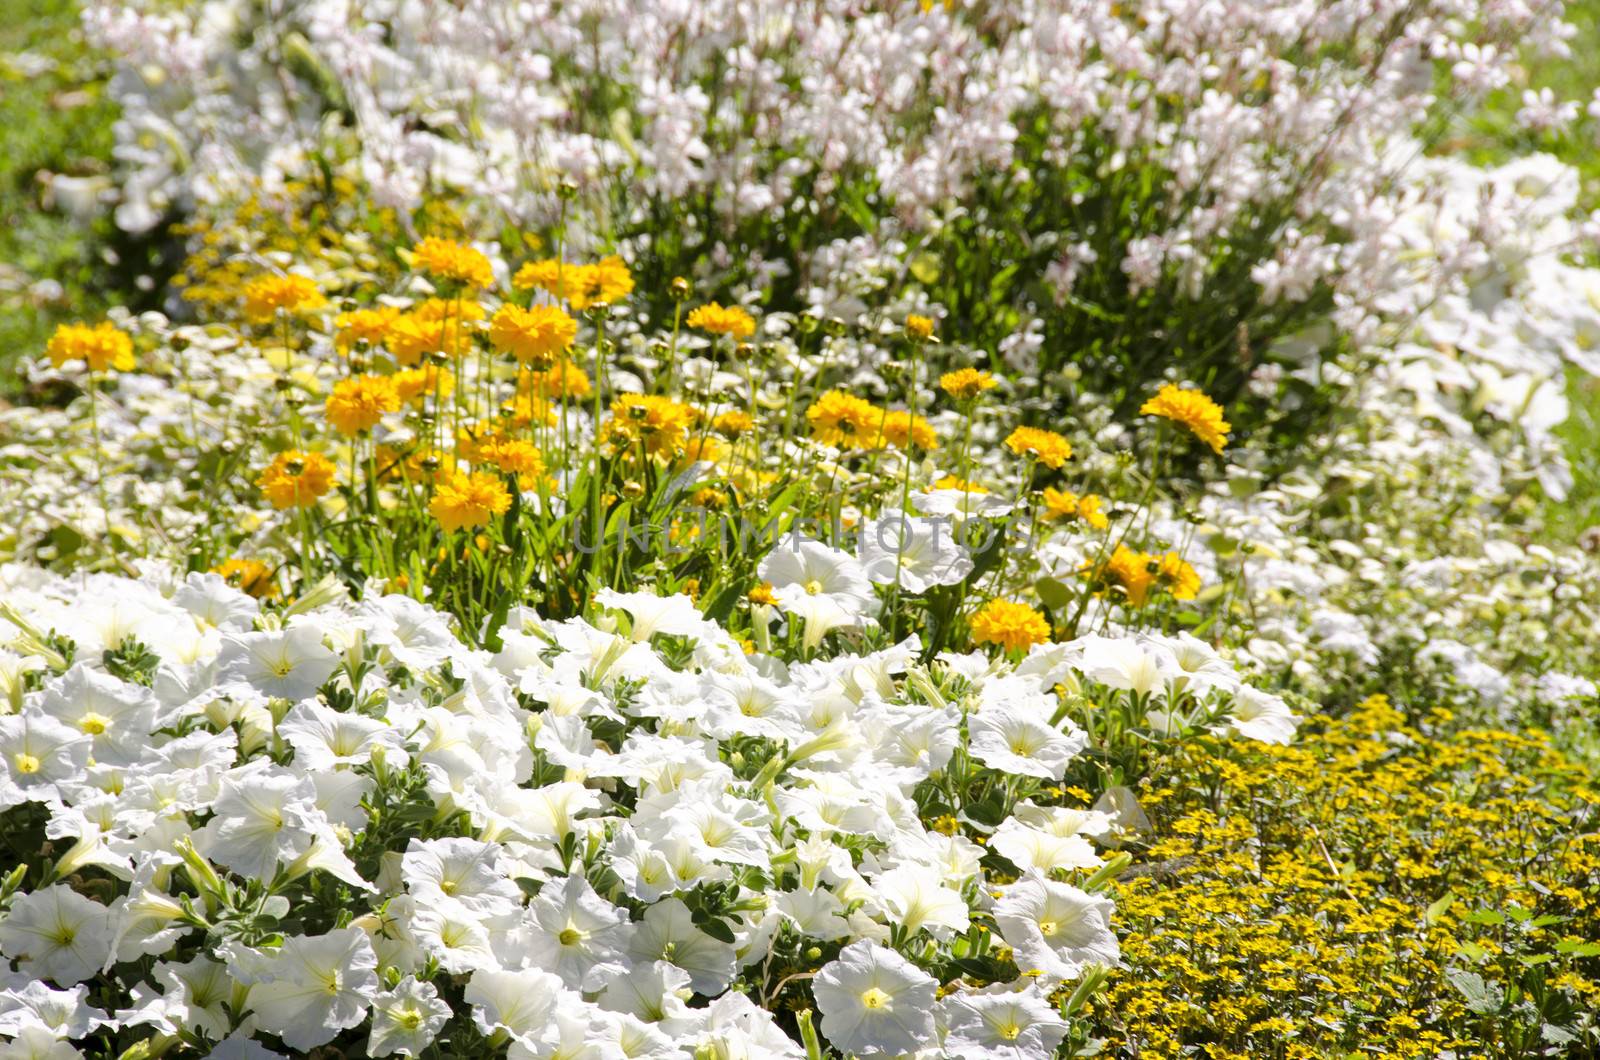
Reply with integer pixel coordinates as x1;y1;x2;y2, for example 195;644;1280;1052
860;987;892;1010
997;1021;1022;1041
395;1004;424;1030
79;712;112;735
13;752;41;775
804;579;823;595
558;927;584;947
1039;919;1058;937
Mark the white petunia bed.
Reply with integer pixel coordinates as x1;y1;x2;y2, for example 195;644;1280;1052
0;560;1291;1058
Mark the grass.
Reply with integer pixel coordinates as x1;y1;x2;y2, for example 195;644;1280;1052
0;0;118;386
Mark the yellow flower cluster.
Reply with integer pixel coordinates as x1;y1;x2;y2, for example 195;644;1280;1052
513;255;634;309
806;390;937;451
242;273;327;324
489;304;578;364
1094;697;1600;1057
429;470;512;532
1088;543;1200;607
46;322;135;372
412;237;496;289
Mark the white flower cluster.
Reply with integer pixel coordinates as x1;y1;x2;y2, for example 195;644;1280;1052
0;559;1289;1058
81;0;1584;330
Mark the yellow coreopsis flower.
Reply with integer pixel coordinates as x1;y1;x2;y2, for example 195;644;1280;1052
686;302;757;340
256;450;337;509
522;358;592;401
242;273;327;324
489;304;578;364
603;394;698;457
806;390;882;448
430;470;512;532
970;599;1052;653
334;306;400;352
880;410;938;451
1042;487;1109;530
478;436;546;482
1004;426;1073;469
46;322;135;372
939;367;998;401
325;374;401;436
905;314;936;341
412;237;495;290
392;364;455;405
1140;383;1231;455
211;558;278;599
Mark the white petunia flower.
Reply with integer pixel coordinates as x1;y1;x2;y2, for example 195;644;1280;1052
967;706;1086;781
37;664;159;767
197;767;321;879
811;939;938;1057
993;872;1119;982
940;985;1071;1059
216;625;339;701
625;897;737;996
367;976;450;1057
1218;686;1300;745
0;886;114;986
872;865;970;940
857;513;973;594
510;873;635;990
400;837;522;920
759;538;876;646
232;927;379;1050
0;713;90;810
1076;636;1166;695
277;699;401;772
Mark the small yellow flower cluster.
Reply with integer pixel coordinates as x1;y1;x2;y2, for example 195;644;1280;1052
1094;698;1600;1057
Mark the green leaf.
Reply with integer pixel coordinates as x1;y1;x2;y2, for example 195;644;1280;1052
1445;968;1501;1015
1035;576;1074;611
1424;891;1455;926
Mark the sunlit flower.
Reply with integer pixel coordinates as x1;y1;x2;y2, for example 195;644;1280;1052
812;940;938;1056
686;302;757;339
478;437;546;485
993;872;1119;982
325;374;401;436
430;471;512;532
232;927;380;1049
905;314;936;341
1140;383;1231;454
368;976;450;1058
0;885;113;985
807;390;882;448
1004;426;1073;468
939;367;997;400
522;358;591;400
880;410;938;451
1042;487;1109;530
242;273;327;324
256;450;337;509
211;558;278;599
412;237;495;289
45;322;135;372
334;306;400;352
970;599;1051;653
489;304;577;364
603;394;697;457
392;364;454;405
